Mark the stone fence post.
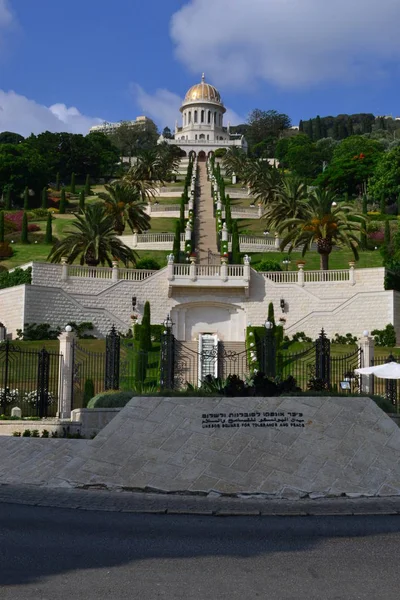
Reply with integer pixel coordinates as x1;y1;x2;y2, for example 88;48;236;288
297;263;305;287
57;327;77;419
359;332;375;395
349;261;355;285
167;254;174;281
274;233;281;250
112;260;119;282
132;230;138;248
61;256;68;281
221;223;228;242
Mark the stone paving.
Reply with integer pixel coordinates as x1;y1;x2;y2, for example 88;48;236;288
195;162;218;263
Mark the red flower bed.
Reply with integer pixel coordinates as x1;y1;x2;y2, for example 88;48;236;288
368;231;384;241
5;211;24;230
28;224;40;232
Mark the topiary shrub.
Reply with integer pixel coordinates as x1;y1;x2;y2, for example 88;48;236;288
87;390;135;409
371;324;396;347
135;258;161;270
254;260;282;272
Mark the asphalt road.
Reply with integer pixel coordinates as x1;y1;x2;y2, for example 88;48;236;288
1;504;400;599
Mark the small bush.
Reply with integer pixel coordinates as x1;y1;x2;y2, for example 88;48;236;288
83;379;95;407
41;430;49;438
331;333;358;345
87;390;135;409
27;224;40;233
135;258;161;270
254;260;283;272
22;429;31;437
371;324;396;347
31;429;39;438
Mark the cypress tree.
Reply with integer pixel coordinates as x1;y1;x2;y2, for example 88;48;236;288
83;379;95;407
5;188;11;210
299;120;304;133
79;190;85;212
59;188;66;214
397;192;400;216
231;221;241;264
384;220;391;245
45;212;53;244
21;211;29;244
23;187;29;210
173;220;181;263
333;121;340;140
267;302;275;327
307;119;314;140
380;193;386;215
0;211;4;243
70;172;76;194
56;172;60;192
137;301;151;383
41;187;47;210
85;174;90;196
179;194;185;231
225;195;232;233
347;117;354;136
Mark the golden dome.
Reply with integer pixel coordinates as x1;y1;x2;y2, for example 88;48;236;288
184;74;222;104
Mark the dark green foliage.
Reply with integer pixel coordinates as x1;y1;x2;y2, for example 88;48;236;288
253;260;282;272
288;332;313;343
231;220;240;264
137;301;151;383
16;323;61;340
225;195;232;233
22;429;31;437
180;194;185;231
79;190;85;212
397;193;400;216
193;373;300;397
87;390;135;409
56;172;60;192
331;333;358;345
66;321;95;338
0;211;4;243
41;187;47;209
267;302;275;327
70;172;76;194
59;188;66;214
5;188;11;210
362;194;368;214
385;220;391;245
0;266;32;289
83;379;95;407
45;212;52;244
173;220;181;264
371;324;396;347
85;174;91;196
23;187;29;210
21;211;29;244
135;258;161;270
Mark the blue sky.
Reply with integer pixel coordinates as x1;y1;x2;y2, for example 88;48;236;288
1;0;400;135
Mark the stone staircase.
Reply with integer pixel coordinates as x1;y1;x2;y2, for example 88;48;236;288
195;162;219;264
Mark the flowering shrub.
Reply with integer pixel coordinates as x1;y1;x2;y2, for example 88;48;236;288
5;211;24;231
368;231;384;241
27;224;41;232
0;388;19;405
23;390;55;407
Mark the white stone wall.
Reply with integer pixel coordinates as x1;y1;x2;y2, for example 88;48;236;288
0;285;26;336
1;263;398;340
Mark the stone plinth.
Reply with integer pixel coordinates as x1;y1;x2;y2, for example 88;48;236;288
54;396;400;498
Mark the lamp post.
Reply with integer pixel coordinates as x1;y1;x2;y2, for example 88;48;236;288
282;258;291;272
262;320;276;378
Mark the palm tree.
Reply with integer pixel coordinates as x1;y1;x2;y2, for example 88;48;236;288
277;189;366;270
48;203;136;267
222;147;248;180
98;183;150;235
123;168;156;203
243;161;282;206
264;177;309;231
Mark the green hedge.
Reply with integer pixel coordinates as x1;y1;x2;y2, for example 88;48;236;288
87;390;135;408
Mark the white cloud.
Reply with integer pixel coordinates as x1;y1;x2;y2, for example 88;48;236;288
0;0;12;28
131;82;245;128
0;90;103;136
170;0;400;88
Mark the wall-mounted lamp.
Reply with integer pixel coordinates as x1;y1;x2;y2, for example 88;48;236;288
280;299;285;313
132;297;137;309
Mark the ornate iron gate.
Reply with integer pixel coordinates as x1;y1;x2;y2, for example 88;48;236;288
71;340;106;409
0;341;61;417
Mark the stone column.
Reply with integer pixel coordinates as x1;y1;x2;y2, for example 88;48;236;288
232;173;237;184
221;261;228;282
190;257;197;281
349;261;355;286
112;260;119;282
258;203;263;218
221;223;228;242
297;263;305;287
167;253;174;281
185;224;192;241
359;332;375;395
188;198;194;211
57;327;77;419
274;233;281;250
243;255;251;281
61;256;68;282
132;229;138;248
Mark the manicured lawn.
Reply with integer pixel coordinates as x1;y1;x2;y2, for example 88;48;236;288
148;217;178;233
153;197;181;204
164;181;185;187
230;197;257;207
135;250;170;266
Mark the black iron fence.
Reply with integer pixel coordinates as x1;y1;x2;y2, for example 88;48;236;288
0;341;61;417
371;354;399;407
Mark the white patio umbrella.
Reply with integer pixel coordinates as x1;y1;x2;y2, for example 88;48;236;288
355;362;400;379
